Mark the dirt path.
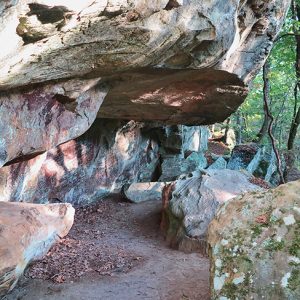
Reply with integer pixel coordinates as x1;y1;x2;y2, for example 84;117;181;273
5;198;210;300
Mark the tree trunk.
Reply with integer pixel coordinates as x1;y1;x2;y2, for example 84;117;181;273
262;62;285;184
235;111;242;144
255;63;272;143
222;118;231;144
288;107;300;150
287;0;300;150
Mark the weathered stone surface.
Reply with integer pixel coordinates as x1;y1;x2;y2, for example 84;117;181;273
124;182;167;203
207;157;227;171
154;125;209;157
227;144;259;171
182;126;209;155
0;79;108;167
0;119;160;205
0;1;290;133
0;202;74;297
208;180;300;300
163;170;260;254
98;70;248;124
159;152;207;182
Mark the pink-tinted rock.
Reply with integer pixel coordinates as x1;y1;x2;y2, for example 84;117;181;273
0;120;160;205
0;201;74;297
0;79;108;167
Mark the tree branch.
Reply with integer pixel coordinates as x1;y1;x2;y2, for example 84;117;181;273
262;62;285;184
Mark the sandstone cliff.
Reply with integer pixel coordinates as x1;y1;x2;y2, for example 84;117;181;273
0;0;290;166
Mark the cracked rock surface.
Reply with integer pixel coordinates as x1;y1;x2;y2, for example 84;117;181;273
0;78;108;167
0;0;290;164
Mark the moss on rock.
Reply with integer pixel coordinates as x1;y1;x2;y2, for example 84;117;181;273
208;180;300;299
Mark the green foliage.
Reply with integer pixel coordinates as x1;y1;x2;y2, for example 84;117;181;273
232;9;300;156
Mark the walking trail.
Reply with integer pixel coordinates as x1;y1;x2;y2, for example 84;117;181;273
5;197;210;300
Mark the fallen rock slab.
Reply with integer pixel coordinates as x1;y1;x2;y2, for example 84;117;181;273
124;182;167;203
163;169;261;254
0;202;75;297
208;180;300;300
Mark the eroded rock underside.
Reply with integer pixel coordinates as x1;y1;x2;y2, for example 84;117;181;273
0;0;290;167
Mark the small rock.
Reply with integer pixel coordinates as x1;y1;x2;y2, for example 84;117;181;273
124;182;167;203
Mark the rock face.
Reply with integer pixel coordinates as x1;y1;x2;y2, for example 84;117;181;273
0;0;289;90
0;121;213;205
162;169;260;254
0;202;74;297
208;180;300;300
0;119;160;205
0;0;290;165
158;152;207;182
0;79;108;167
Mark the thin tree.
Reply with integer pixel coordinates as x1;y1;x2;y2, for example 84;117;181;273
262;62;285;184
288;0;300;150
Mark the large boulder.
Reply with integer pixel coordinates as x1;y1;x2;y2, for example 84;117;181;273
0;0;290;164
162;169;261;254
208;180;300;300
0;202;74;297
0;119;160;205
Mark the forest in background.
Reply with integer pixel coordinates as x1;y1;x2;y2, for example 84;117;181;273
223;0;300;167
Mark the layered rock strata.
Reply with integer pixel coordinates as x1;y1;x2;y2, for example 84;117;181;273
0;0;290;165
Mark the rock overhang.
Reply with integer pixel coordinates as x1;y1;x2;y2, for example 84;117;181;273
98;68;248;125
0;0;291;163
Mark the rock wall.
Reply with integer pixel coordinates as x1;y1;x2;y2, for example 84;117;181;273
0;0;290;166
0;79;108;167
0;120;215;205
0;119;161;205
